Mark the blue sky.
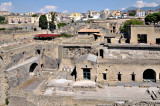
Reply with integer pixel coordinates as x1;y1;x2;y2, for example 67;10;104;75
0;0;160;13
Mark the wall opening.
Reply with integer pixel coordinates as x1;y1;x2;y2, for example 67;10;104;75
103;73;107;80
83;68;91;80
36;50;41;55
156;38;160;45
118;72;121;81
29;63;38;73
107;38;111;43
131;72;135;81
94;35;98;41
100;49;104;58
34;28;37;31
137;34;147;43
113;26;116;33
143;69;156;82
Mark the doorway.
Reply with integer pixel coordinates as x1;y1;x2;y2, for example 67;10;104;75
143;69;156;82
83;68;91;80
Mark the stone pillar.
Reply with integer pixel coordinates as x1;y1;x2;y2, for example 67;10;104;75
156;72;159;83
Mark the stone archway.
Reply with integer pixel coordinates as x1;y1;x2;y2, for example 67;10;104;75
143;69;156;82
29;63;38;73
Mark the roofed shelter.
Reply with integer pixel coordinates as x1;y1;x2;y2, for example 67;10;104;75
78;29;101;39
76;54;98;81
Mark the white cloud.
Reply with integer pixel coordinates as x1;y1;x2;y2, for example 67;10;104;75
0;2;13;11
39;5;57;13
63;10;68;14
133;1;158;8
121;8;125;11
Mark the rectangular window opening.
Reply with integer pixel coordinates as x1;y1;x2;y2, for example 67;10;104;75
83;69;91;80
118;74;121;81
132;74;135;81
103;74;107;80
137;34;147;43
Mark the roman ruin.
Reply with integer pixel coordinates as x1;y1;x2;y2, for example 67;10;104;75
0;20;160;106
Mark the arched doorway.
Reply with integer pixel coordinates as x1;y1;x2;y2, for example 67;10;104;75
143;69;156;82
29;63;38;73
100;49;104;58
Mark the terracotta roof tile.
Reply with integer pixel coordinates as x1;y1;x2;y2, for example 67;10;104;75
78;29;101;33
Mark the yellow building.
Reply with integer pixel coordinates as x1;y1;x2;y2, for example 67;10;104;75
31;16;39;23
71;13;81;21
112;10;121;17
5;15;32;24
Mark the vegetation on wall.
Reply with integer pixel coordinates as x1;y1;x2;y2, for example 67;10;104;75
60;33;73;38
0;16;7;24
145;13;160;25
39;15;48;29
120;19;144;33
58;23;66;29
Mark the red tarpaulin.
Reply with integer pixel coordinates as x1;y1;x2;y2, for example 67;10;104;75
35;34;61;38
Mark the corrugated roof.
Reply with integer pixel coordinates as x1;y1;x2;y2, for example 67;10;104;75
78;29;101;33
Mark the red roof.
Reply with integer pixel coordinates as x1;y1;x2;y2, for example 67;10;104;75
35;34;61;38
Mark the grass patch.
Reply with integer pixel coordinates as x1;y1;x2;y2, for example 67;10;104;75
60;33;73;38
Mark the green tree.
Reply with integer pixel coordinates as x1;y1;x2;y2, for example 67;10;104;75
0;16;5;22
49;13;56;31
145;14;156;25
71;19;74;23
145;13;160;25
32;14;38;17
129;12;135;16
120;19;144;33
39;15;48;29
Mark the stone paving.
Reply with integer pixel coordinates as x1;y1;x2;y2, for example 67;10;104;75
16;76;45;92
74;86;153;101
115;82;160;87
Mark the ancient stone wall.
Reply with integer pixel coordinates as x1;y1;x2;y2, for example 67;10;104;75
62;46;98;61
43;55;59;69
0;30;48;45
129;25;160;44
3;44;36;70
104;48;160;59
5;57;40;89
